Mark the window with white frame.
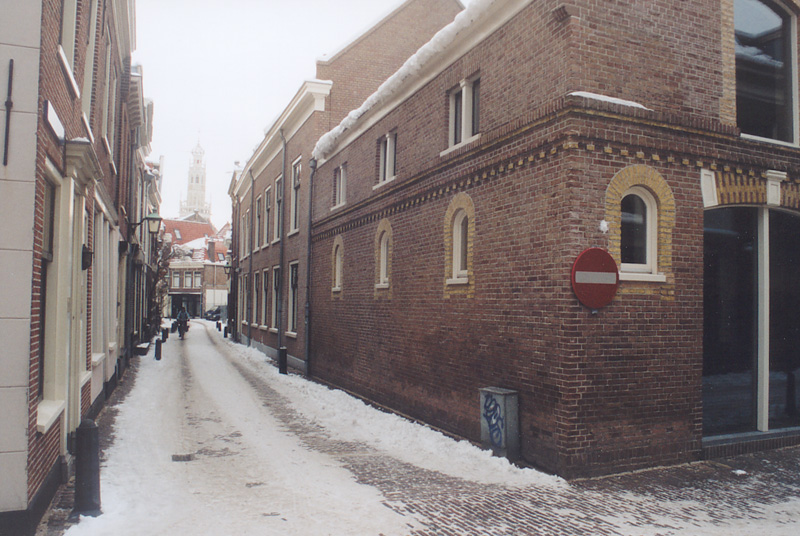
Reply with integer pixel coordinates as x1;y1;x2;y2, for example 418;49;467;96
193;271;201;288
274;176;283;242
333;164;346;207
271;266;281;329
60;0;78;70
264;187;271;246
448;77;480;148
261;270;269;326
256;195;263;247
184;271;192;289
288;262;299;334
620;186;657;275
81;0;99;120
290;159;301;233
378;232;390;286
172;271;180;288
735;0;796;143
332;242;343;292
378;132;397;185
452;209;469;281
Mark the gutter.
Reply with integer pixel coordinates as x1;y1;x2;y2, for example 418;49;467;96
277;130;287;374
304;158;317;377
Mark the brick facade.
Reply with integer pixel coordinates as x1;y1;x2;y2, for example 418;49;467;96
304;0;800;478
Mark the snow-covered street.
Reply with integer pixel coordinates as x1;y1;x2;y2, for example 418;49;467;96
61;321;800;536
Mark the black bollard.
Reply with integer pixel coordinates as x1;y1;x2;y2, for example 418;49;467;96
72;419;101;518
223;326;228;338
216;321;221;331
155;338;162;361
278;346;288;375
161;328;168;342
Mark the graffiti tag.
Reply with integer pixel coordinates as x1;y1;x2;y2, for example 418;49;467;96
483;394;505;449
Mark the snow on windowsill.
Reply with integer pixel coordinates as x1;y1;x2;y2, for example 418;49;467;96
569;91;651;111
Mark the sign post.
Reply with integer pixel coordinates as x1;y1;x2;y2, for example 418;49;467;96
571;247;619;310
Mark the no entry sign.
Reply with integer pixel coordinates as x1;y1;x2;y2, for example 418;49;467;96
571;247;619;310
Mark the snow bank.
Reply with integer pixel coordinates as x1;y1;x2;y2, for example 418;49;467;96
228;339;563;489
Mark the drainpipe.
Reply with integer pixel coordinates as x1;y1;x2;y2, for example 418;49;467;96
248;169;255;346
277;130;287;374
304;157;316;377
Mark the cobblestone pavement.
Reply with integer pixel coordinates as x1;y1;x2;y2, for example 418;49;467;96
36;325;800;535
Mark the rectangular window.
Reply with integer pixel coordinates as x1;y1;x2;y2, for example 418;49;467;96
290;159;301;233
334;164;346;207
81;0;99;121
264;188;271;246
172;271;180;288
448;77;481;148
256;196;263;248
184;271;192;289
288;262;299;334
271;266;281;329
39;181;57;399
60;0;78;68
274;176;283;241
194;271;201;288
262;270;269;326
378;133;397;184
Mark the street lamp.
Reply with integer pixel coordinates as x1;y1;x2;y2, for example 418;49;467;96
131;211;162;235
223;254;232;275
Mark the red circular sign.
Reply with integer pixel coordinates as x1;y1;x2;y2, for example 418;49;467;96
571;248;619;310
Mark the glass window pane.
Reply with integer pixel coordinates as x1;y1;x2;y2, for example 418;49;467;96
621;194;647;264
453;90;463;145
769;210;800;429
735;0;793;142
703;207;758;435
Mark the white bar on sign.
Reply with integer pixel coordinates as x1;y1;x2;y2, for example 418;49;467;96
575;271;616;284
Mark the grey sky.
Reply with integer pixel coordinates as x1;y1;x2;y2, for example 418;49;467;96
132;0;471;229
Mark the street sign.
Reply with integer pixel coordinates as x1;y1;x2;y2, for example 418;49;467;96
571;247;619;310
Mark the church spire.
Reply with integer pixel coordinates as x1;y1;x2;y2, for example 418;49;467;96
179;142;211;220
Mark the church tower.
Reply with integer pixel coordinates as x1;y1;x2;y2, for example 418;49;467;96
179;142;212;220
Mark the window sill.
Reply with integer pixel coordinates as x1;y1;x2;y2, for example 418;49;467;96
271;238;281;245
619;272;667;283
373;176;396;190
288;229;299;238
57;45;80;99
375;282;390;290
285;331;297;339
332;286;342;293
446;277;469;286
440;133;481;157
91;352;105;368
259;325;269;331
331;203;346;211
37;399;66;434
269;328;278;334
740;133;799;149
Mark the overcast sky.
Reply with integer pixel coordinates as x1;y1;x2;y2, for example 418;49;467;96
132;0;472;229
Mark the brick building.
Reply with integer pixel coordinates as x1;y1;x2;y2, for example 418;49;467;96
299;0;800;478
228;0;464;369
1;1;157;532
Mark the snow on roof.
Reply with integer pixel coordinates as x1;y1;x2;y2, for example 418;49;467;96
313;0;495;160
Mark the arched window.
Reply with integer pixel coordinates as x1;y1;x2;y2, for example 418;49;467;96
452;209;469;279
332;237;343;293
620;186;657;274
379;232;389;285
735;0;796;143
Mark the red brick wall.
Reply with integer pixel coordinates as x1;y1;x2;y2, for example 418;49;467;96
308;0;800;477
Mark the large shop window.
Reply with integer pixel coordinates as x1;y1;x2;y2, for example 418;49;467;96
703;207;800;436
735;0;796;143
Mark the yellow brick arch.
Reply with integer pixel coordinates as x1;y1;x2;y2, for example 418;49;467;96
605;165;676;293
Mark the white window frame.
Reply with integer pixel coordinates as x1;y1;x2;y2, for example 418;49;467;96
443;77;481;155
290;159;301;234
377;231;390;288
288;262;299;336
264;187;271;247
333;244;343;292
376;132;397;188
193;271;201;289
255;195;263;248
273;176;283;243
172;271;180;289
619;186;665;282
333;164;347;208
184;271;192;289
271;265;281;331
450;209;469;283
261;269;269;328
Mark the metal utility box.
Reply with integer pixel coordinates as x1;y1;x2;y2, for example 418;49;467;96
479;387;519;462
